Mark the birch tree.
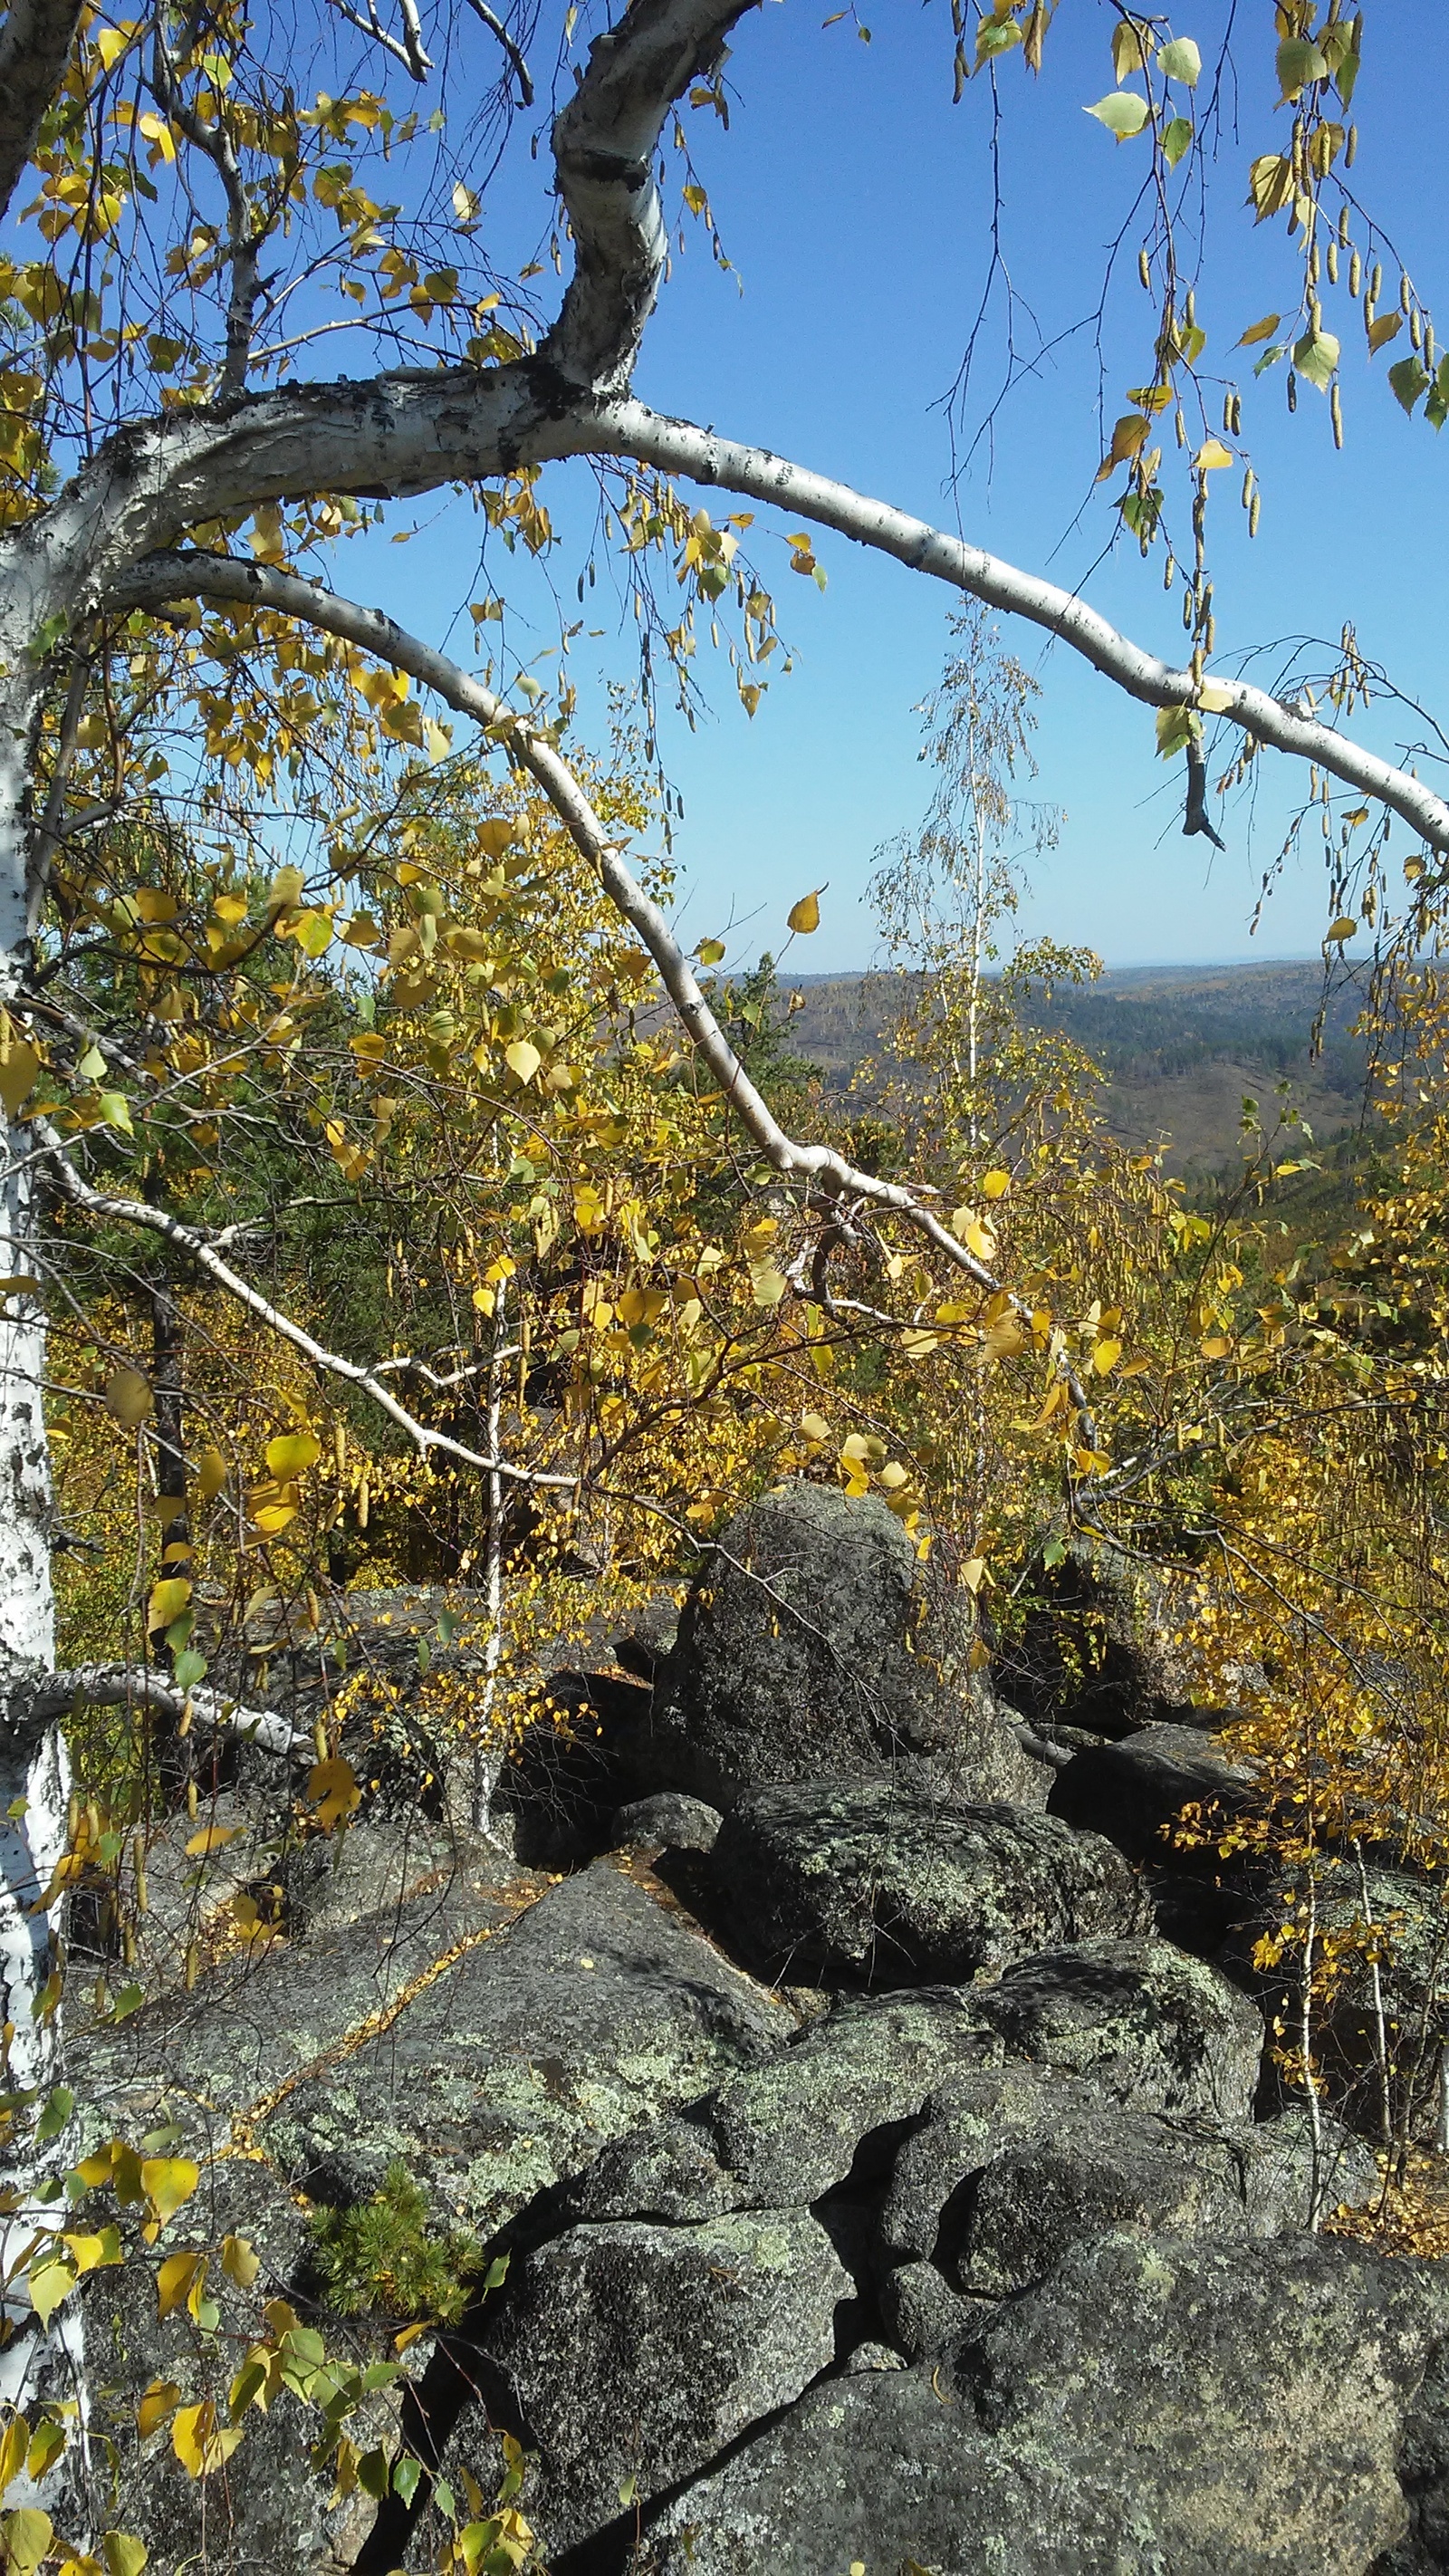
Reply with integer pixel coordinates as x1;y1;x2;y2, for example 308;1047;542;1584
0;0;1444;2497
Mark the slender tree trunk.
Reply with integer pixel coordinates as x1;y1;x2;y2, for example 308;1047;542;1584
149;1272;187;1580
0;687;87;2479
470;1274;509;1840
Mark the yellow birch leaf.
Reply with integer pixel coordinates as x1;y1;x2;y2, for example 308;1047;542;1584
102;2538;149;2576
26;2257;74;2327
1092;1337;1123;1376
197;1447;228;1500
0;2417;28;2499
786;890;821;934
264;1432;321;1478
137;2382;181;2441
1197;680;1234;711
221;2235;260;2290
308;1756;361;1831
961;1557;987;1592
1201;1334;1231;1359
62;2229;120;2275
104;1368;152;1427
980;1169;1012;1198
504;1039;541;1084
1194;438;1234;472
0;2510;53;2575
146;1577;191;1631
184;1824;241;1858
140;2158;200;2228
156;2251;206;2321
0;1043;40;1117
171;2401;243;2480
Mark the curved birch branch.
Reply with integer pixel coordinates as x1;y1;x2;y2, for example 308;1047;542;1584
34;1117;580;1490
590;399;1449;861
15;1664;307;1758
110;547;1102;1441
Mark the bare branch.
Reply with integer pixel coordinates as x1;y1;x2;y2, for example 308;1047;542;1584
15;1663;306;1759
460;0;533;104
591;399;1449;862
33;1117;578;1491
149;24;264;399
326;0;432;77
0;0;86;226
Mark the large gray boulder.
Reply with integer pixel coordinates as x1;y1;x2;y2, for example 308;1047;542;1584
1048;1721;1256;1866
444;2210;851;2558
701;1779;1151;1987
639;2235;1440;2574
878;2062;1376;2301
977;1933;1266;2119
647;1481;1041;1806
570;1985;1003;2224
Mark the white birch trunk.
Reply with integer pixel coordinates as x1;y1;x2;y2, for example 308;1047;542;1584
0;690;86;2484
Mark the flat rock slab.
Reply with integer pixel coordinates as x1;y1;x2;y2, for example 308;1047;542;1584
461;2209;850;2556
263;1860;792;2235
704;1780;1152;1987
72;1841;530;2148
640;2235;1438;2574
977;1933;1265;2119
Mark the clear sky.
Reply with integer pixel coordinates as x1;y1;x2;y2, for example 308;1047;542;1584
354;0;1449;975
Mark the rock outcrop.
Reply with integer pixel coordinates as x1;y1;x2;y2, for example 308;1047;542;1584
72;1484;1449;2576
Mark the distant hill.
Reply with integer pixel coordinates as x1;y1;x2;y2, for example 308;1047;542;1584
777;960;1373;1177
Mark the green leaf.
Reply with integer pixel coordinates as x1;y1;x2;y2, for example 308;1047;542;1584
172;1648;207;1689
1155;705;1201;759
1277;36;1327;98
35;2085;73;2142
392;2456;423;2506
1252;341;1286;377
1389;356;1430;417
975;13;1023;63
1426;359;1449;432
1163;115;1193;168
1156;37;1201;85
27;614;68;665
1084;90;1150;139
1292;330;1339;392
97;1091;134;1136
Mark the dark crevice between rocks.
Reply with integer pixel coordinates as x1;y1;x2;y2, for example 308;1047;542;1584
358;2096;927;2576
354;2325;528;2576
549;2356;863;2576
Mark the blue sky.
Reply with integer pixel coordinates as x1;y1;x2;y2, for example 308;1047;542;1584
360;0;1449;974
